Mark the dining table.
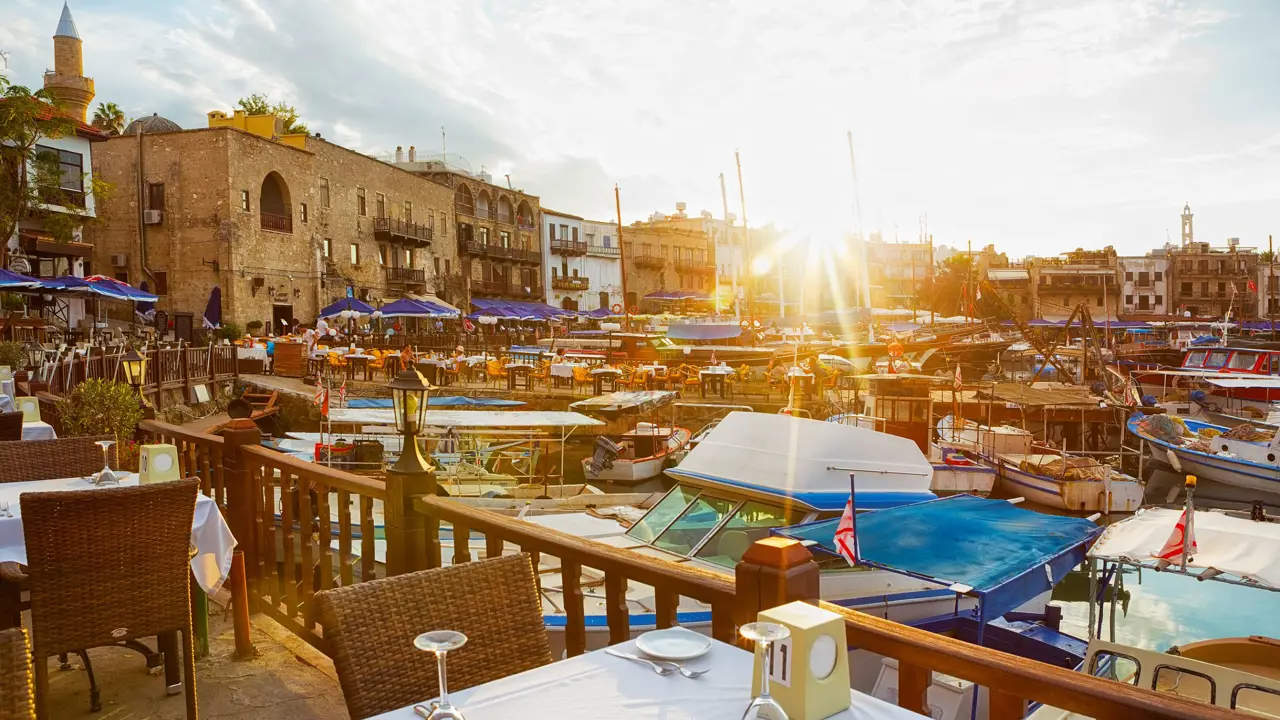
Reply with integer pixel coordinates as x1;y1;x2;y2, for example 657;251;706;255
20;421;56;441
699;365;737;398
371;637;923;719
590;367;621;395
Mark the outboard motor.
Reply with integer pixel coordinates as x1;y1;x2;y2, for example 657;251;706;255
586;435;621;478
1189;389;1221;412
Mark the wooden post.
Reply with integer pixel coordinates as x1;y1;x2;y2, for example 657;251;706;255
384;463;439;574
734;537;821;632
216;417;260;657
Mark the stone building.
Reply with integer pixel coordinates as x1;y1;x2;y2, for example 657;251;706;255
1167;239;1259;319
621;204;716;312
1028;247;1120;321
1117;251;1170;318
393;154;543;305
865;239;932;310
87;114;459;330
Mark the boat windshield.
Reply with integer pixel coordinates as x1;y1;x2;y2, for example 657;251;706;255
1184;350;1207;368
625;486;698;542
693;501;789;568
1226;352;1260;370
1205;350;1230;368
651;494;737;556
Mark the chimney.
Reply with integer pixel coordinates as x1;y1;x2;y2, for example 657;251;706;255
395;145;404;163
408;145;416;162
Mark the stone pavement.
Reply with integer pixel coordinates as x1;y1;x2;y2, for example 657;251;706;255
42;601;347;719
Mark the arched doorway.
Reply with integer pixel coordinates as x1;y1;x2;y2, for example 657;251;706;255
260;171;292;232
561;296;578;311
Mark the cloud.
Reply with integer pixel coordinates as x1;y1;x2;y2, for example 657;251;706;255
4;0;1275;257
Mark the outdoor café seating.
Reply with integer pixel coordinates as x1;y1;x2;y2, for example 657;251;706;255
0;627;34;720
316;554;551;720
0;413;21;443
0;435;112;485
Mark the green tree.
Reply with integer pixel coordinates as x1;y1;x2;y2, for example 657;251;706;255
0;76;111;245
91;101;126;135
237;93;308;134
925;255;1010;321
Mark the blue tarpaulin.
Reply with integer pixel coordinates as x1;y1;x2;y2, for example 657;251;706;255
666;323;742;341
345;396;526;408
776;494;1101;619
0;269;40;289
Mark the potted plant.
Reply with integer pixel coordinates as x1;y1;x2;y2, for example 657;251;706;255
55;379;146;470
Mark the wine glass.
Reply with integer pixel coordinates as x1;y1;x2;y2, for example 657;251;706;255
413;630;468;720
741;622;790;720
93;439;118;485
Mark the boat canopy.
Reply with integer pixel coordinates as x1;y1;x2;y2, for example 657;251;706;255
570;390;677;419
777;495;1102;618
345;397;525;408
327;407;604;428
1203;377;1280;389
665;411;935;511
666;323;743;341
1089;507;1280;589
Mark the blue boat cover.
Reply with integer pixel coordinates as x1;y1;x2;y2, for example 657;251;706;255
776;495;1101;619
345;396;525;408
0;268;40;289
667;323;742;341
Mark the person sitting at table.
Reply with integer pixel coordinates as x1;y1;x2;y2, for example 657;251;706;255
398;345;416;371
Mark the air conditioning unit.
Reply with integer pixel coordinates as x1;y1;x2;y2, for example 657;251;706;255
143;209;164;225
110;254;128;267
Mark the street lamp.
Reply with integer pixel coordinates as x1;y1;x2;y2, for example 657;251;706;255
24;341;43;371
120;346;148;391
388;367;433;474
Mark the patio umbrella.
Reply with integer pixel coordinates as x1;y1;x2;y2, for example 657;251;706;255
0;268;41;289
202;286;222;329
80;275;159;302
379;298;458;318
319;297;375;319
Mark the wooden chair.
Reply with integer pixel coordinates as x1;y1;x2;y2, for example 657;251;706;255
316;554;552;720
571;365;592;394
485;358;508;388
530;360;551;388
21;479;201;718
0;435;113;484
0;412;21;442
0;627;34;720
679;365;702;394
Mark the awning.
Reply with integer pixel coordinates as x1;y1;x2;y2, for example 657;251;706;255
408;293;462;316
345;397;525;408
666;323;742;341
570;390;678;419
777;495;1103;618
1090;507;1280;588
469;298;574;321
319;297;376;318
327;408;604;428
18;231;92;258
380;298;458;318
987;268;1029;281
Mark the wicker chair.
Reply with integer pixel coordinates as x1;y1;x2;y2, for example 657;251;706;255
0;435;113;484
0;413;21;442
0;627;35;720
316;554;552;720
21;479;200;718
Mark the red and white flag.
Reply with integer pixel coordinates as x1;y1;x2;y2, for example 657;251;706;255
338;381;348;407
1152;509;1197;561
313;383;325;406
834;497;858;567
953;365;963;392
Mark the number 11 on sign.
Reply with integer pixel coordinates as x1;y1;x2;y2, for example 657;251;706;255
769;635;793;688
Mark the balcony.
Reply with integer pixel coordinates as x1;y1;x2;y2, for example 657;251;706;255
260;211;292;233
496;211;514;225
550;239;588;256
587;244;621;257
674;258;715;274
552;275;590;291
507;283;543;299
385;266;426;285
374;217;432;247
38;187;85;209
634;253;666;269
518;218;537;231
455;201;475;217
457;240;540;263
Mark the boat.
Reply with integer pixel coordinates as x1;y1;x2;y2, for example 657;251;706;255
1128;412;1280;499
1130;346;1280;413
572;390;692;486
938;415;1144;512
826;412;996;496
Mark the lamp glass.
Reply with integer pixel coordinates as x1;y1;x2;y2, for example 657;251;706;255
121;348;147;387
25;342;43;369
389;369;430;434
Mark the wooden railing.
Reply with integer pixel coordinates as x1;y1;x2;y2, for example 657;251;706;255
130;420;1234;720
261;211;293;233
140;419;226;506
40;345;236;409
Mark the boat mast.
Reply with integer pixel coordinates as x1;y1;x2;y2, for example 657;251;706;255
1270;234;1275;339
846;131;873;342
734;151;752;321
719;172;739;321
929;234;935;326
615;184;630;331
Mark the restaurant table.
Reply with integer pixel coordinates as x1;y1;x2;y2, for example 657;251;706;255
417;360;447;386
372;637;922;720
21;421;56;441
591;367;621;395
699;366;736;398
0;474;236;595
345;354;375;382
550;363;586;389
505;363;534;391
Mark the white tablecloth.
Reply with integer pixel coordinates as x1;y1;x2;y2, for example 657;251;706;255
0;395;13;413
551;363;587;378
700;366;736;376
237;346;268;361
591;368;620;376
0;378;13;401
21;422;56;441
372;638;920;720
0;475;236;594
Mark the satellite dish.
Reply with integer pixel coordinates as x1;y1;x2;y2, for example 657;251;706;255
9;257;31;274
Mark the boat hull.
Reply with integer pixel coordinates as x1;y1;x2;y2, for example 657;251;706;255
582;427;692;485
930;464;996;496
1128;415;1280;498
994;459;1143;513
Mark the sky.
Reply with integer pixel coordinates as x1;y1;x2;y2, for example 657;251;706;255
3;0;1279;259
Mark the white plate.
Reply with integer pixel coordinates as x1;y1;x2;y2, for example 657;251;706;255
634;627;712;661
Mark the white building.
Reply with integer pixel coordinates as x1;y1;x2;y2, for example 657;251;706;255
581;219;623;312
1118;253;1169;317
542;209;587;310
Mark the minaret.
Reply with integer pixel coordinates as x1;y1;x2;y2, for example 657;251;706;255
1181;203;1194;246
43;3;94;122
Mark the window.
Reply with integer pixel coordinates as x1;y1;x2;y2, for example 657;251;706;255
625;486;697;543
1088;650;1140;685
599;291;609;308
439;210;447;236
603;235;612;247
299;203;308;223
695;501;789;568
1124;271;1133;281
1181;282;1193;294
479;227;489;244
1155;294;1163;305
445;259;451;275
1155;271;1163;282
661;245;669;259
147;183;165;210
378;245;387;266
1137;271;1149;287
1233;685;1280;715
319;177;330;208
356;187;366;216
1218;281;1227;293
35;145;84;193
434;257;440;275
1125;295;1134;305
428;210;435;231
323;238;332;258
548;224;557;241
585;233;595;245
572;226;579;242
1152;666;1215;704
1201;281;1209;296
404;201;413;223
376;192;386;218
153;272;168;296
500;230;511;248
559;224;569;241
1138;296;1150;310
1096;297;1102;307
404;248;411;266
240;190;250;211
349;243;360;265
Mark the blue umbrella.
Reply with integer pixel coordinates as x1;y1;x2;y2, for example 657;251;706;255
380;298;457;318
0;268;40;289
319;297;376;319
203;286;222;329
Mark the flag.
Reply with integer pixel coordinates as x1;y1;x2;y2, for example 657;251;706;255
953;365;962;392
1249;280;1257;292
1152;509;1197;561
338;381;347;407
834;497;858;566
313;383;325;406
321;389;330;418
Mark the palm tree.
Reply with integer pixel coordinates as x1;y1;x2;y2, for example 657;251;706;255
91;102;126;135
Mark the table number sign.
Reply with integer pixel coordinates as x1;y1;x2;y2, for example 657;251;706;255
139;444;180;484
0;367;11;381
752;601;850;720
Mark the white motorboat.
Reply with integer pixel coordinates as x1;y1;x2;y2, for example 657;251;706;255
573;391;692;486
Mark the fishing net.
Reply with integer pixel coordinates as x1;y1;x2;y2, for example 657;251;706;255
1138;414;1190;443
1222;425;1275;442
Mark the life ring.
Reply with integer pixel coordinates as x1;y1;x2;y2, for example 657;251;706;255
629;305;640;315
611;303;623;314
